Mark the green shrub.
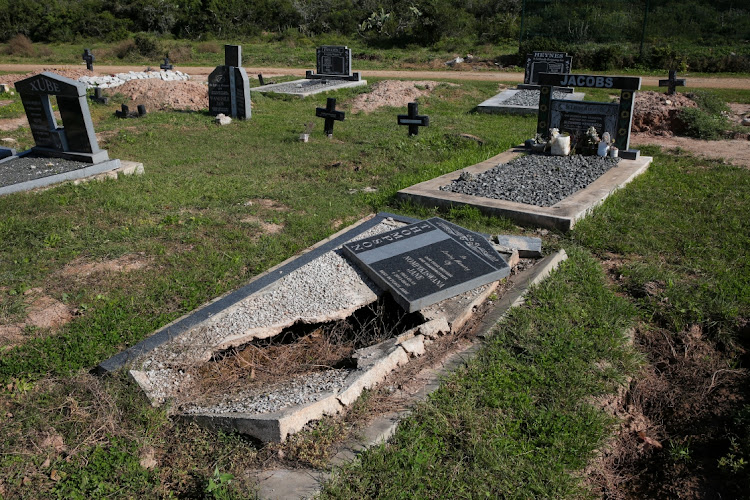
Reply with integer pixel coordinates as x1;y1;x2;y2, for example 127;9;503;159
675;107;729;140
688;90;730;115
133;33;161;58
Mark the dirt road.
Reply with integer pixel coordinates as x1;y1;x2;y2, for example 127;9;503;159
1;64;748;89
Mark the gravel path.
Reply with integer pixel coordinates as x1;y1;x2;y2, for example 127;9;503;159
0;156;88;188
441;154;620;207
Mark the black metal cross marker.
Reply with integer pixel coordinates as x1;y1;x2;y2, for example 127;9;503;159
659;70;686;95
82;48;94;71
160;55;173;71
258;74;265;86
90;87;109;105
398;102;429;136
315;97;345;136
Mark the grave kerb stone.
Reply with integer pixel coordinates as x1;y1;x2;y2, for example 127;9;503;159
15;71;108;163
342;218;510;312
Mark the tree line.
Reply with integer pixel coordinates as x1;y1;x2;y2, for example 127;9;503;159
0;0;747;50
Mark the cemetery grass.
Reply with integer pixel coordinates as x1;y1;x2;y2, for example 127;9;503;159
1;78;748;497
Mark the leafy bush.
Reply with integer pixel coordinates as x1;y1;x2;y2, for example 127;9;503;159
133;33;161;58
675;108;729;140
688;90;730;115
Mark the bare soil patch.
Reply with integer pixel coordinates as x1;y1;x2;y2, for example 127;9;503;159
631;133;750;168
239;216;284;234
349;80;448;113
108;79;208;112
59;253;150;279
244;198;290;211
632;90;698;136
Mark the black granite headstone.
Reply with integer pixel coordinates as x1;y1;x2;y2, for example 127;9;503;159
537;73;641;156
208;46;251;120
342;217;510;312
82;48;95;71
15;72;108;163
523;51;572;86
306;46;361;81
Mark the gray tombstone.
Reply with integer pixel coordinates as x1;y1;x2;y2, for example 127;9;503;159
342;217;509;312
523;51;572;86
15;72;108;163
208;45;251;120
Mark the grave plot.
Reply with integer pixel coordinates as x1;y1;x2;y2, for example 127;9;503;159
99;213;541;442
0;72;142;196
251;45;367;97
477;51;584;115
399;149;652;231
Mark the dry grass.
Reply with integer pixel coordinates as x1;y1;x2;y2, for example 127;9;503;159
6;34;35;57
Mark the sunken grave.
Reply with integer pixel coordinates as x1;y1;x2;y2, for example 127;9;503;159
100;213;541;442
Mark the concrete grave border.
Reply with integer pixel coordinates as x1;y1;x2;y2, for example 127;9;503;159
397;148;653;231
0;158;144;197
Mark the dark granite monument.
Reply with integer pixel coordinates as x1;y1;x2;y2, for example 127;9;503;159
537;73;641;158
160;55;173;71
397;102;429;136
208;45;251;120
343;218;510;312
306;46;361;82
15;72;109;163
548;100;619;143
522;51;573;87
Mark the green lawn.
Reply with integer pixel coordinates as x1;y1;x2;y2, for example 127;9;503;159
1;76;749;498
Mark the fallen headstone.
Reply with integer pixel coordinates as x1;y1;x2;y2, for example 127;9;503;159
494;234;542;258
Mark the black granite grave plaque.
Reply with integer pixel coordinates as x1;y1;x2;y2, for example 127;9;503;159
225;45;242;68
342;218;510;312
524;51;572;85
549;100;619;140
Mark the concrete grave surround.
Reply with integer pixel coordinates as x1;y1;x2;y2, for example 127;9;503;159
99;213;531;443
476;88;585;115
250;78;367;97
398;148;653;231
15;72;109;163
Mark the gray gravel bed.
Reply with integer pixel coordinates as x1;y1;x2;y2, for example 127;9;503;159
257;79;353;94
181;369;351;415
0;156;88;188
502;89;569;107
441;154;620;207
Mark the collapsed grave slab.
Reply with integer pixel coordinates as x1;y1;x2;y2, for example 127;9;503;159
398;148;653;231
99;213;526;442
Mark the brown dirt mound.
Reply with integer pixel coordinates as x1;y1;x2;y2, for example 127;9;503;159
2;68;94;87
349;80;446;113
108;79;208;112
631;90;698;136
